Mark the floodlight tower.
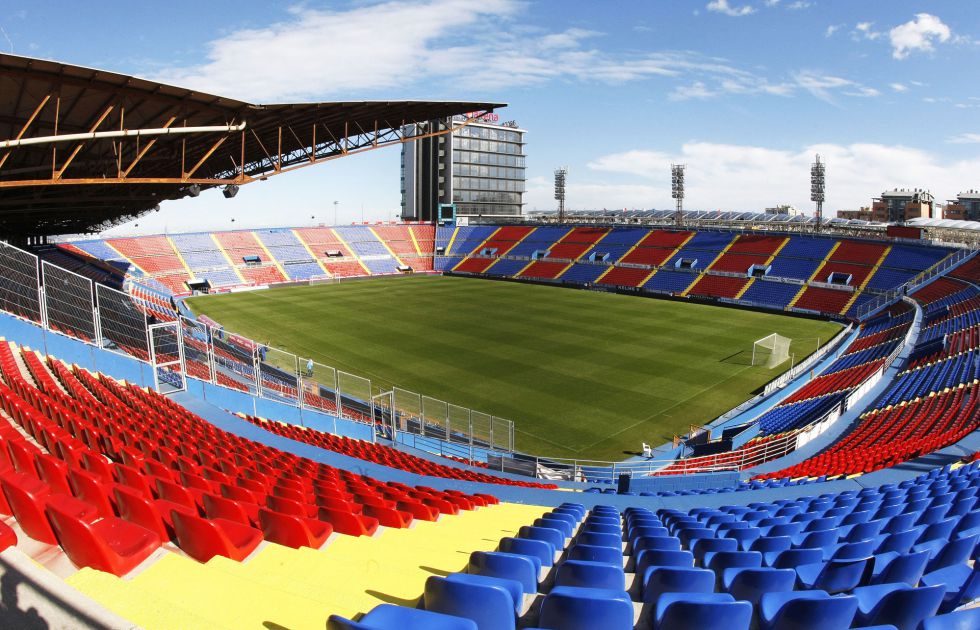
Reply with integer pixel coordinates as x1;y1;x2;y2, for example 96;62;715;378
811;154;825;231
671;164;685;226
554;167;568;223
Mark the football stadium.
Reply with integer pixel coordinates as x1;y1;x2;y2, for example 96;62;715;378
0;6;980;629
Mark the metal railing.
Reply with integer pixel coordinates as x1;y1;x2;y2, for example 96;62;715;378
0;239;515;457
857;248;976;320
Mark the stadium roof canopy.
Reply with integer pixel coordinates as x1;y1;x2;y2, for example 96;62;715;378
0;54;504;237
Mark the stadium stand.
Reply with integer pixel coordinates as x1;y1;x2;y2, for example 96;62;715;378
333;463;980;629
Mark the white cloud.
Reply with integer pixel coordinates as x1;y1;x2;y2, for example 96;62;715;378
153;0;803;101
854;22;882;41
890;83;908;92
530;141;980;213
786;1;812;9
763;0;780;6
889;13;951;59
669;81;718;101
825;24;842;37
149;1;879;106
792;71;879;102
706;0;755;17
947;133;980;144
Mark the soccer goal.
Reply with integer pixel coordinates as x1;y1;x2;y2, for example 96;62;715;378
752;333;791;368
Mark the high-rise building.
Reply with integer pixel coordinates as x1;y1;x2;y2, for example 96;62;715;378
943;190;980;222
401;115;526;223
871;189;935;223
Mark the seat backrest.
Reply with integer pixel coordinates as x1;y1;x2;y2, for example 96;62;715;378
1;473;57;544
113;485;169;541
658;597;752;630
467;551;538;594
499;536;555;567
538;586;633;630
566;544;622;565
641;567;714;604
171;511;231;562
875;550;930;586
424;575;516;630
771;593;857;629
45;498;112;572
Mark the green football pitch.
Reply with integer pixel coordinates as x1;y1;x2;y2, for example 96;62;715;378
186;275;842;460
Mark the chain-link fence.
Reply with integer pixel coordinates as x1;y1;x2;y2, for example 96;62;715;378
0;241;42;323
96;284;149;360
41;261;96;343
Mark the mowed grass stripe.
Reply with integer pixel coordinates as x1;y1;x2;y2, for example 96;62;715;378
187;275;841;460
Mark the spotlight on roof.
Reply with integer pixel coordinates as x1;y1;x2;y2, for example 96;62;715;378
187;184;201;198
222;185;239;199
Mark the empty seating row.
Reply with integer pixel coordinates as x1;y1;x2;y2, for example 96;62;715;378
334;462;980;628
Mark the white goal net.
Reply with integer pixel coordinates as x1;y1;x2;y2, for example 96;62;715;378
752;333;791;368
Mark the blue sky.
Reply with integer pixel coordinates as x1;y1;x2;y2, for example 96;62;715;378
2;0;978;234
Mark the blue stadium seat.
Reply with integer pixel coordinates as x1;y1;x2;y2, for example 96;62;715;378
576;532;621;549
914;533;979;572
870;550;930;586
554;559;625;590
655;592;752;630
498;537;555;567
445;574;523;614
519;525;564;552
758;590;858;630
536;586;633;630
724;527;762;551
765;547;823;569
751;535;793;555
566;543;622;565
920;563;980;614
424;575;518;630
327;604;478;630
921;606;980;630
632;535;681;554
722;567;796;609
641;566;715;604
466;551;539;594
705;550;762;575
692;536;738;564
852;583;944;630
635;549;694;577
875;528;923;555
535;516;573;538
795;557;874;594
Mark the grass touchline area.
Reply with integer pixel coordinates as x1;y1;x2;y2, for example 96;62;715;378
186;275;841;460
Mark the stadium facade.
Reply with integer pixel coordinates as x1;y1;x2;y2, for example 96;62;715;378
400;113;526;222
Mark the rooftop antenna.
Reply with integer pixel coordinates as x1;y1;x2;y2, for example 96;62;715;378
671;163;685;227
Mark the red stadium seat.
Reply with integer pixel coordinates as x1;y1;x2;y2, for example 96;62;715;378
45;498;161;576
170;510;263;562
258;507;331;549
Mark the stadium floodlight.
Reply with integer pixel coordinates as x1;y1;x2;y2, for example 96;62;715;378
811;154;825;231
752;333;791;369
554;167;567;223
671;164;685;226
222;184;239;199
186;184;201;198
